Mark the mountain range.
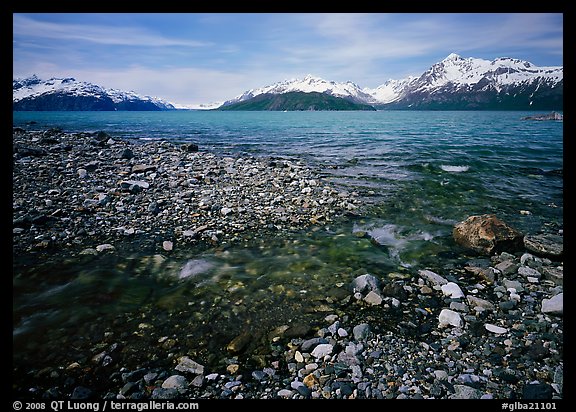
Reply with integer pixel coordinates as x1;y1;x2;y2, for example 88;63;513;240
12;75;176;111
219;53;563;111
13;53;563;111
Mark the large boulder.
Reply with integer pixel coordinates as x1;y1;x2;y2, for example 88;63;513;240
453;214;524;255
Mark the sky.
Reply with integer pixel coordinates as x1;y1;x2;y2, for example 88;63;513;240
12;13;563;107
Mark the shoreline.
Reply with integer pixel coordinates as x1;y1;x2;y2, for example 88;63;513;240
13;127;563;400
13;127;362;261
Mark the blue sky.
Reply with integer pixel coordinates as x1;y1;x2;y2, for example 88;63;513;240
13;13;563;107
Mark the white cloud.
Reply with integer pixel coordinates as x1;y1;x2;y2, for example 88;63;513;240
60;67;251;106
13;14;210;47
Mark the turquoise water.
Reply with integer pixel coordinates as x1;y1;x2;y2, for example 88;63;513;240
12;110;563;367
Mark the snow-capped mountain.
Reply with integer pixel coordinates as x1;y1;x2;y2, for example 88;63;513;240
412;53;562;91
363;77;418;104
13;75;177;111
388;53;563;109
221;74;379;107
218;53;563;110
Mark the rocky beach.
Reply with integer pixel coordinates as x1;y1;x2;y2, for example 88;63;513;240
13;127;563;401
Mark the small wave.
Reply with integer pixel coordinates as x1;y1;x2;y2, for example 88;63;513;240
367;224;407;249
424;214;459;226
179;259;215;280
360;223;437;248
13;309;62;338
440;165;469;173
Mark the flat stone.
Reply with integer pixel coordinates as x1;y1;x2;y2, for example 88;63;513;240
161;375;187;389
541;266;563;286
524;234;563;258
541;293;563;316
418;269;448;286
364;290;383;305
175;356;205;375
484;324;508;334
131;164;157;173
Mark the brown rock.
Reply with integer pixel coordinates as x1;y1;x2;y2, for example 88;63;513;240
284;323;312;338
303;373;319;389
453;214;523;255
464;266;496;284
226;331;253;354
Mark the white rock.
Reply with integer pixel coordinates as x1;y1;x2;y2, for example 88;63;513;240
541;293;563;315
484;324;508;334
206;373;219;381
294;351;304;363
509;292;521;302
520;253;535;265
441;282;465;299
175;356;204;375
122;179;149;189
337;328;348;337
518;266;541;279
351;274;380;293
220;207;233;216
438;309;462;328
291;380;305;390
311;343;333;359
434;370;449;380
277;389;293;398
